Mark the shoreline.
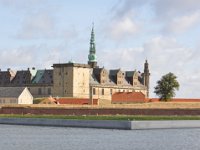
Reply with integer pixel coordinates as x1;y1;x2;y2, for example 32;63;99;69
1;118;200;130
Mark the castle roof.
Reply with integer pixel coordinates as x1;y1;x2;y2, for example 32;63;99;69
0;87;27;98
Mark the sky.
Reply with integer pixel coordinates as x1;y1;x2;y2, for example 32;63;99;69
0;0;200;98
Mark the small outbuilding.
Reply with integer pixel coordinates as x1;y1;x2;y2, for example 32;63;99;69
0;87;33;104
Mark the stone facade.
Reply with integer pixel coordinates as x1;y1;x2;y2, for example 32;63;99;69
52;61;149;101
53;63;90;98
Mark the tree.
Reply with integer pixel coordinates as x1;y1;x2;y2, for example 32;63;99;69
154;72;179;101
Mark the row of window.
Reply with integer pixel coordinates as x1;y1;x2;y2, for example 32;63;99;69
92;88;110;95
0;99;17;104
37;88;51;95
92;88;134;95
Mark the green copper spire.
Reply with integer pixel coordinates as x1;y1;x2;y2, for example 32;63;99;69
88;24;97;68
90;25;96;53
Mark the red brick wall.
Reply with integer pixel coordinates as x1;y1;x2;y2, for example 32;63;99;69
148;98;200;102
1;107;200;116
112;92;146;103
57;98;98;105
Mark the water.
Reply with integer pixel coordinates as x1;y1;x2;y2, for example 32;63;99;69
0;125;200;150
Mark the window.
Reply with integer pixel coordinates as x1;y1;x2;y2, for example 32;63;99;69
38;88;42;95
93;88;96;95
10;99;16;104
48;88;51;95
102;89;104;95
110;89;113;95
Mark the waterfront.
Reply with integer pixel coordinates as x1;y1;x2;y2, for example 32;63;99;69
0;125;200;150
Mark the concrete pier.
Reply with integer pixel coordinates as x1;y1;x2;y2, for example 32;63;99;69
131;120;200;129
0;118;132;130
0;118;200;130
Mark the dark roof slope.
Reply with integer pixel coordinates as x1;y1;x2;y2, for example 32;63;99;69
0;87;26;98
11;70;31;85
32;70;53;84
0;71;11;86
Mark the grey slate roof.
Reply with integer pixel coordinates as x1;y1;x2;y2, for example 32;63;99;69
0;71;11;86
0;87;26;98
109;69;120;76
11;70;31;85
90;67;145;87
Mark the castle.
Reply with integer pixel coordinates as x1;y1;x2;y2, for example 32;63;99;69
0;26;150;102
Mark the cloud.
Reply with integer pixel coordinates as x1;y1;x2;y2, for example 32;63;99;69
104;0;148;40
154;0;200;18
107;0;200;36
42;48;62;69
15;10;78;40
98;47;144;70
17;12;56;39
98;36;199;98
0;46;37;69
0;0;45;10
163;12;200;34
111;0;147;19
153;0;200;34
107;16;140;40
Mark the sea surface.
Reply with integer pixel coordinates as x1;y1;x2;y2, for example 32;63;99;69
0;124;200;150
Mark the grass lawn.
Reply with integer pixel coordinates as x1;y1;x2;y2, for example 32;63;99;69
0;114;200;121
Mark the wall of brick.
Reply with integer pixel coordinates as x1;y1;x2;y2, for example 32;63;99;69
112;92;146;103
1;107;200;116
148;98;200;102
57;98;98;105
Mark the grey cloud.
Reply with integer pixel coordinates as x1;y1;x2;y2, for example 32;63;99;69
98;36;199;98
17;12;56;39
0;46;37;70
154;0;200;18
108;0;200;36
16;11;78;40
111;0;148;19
0;0;45;10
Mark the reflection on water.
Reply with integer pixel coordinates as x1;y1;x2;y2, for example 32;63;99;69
0;124;200;150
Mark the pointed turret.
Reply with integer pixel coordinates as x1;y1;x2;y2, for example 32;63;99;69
143;60;150;97
88;24;97;68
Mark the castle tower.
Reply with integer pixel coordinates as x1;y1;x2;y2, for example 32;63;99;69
143;60;150;97
88;25;97;68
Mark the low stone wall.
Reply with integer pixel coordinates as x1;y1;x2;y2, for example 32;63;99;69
0;118;131;130
1;107;200;115
0;118;200;130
